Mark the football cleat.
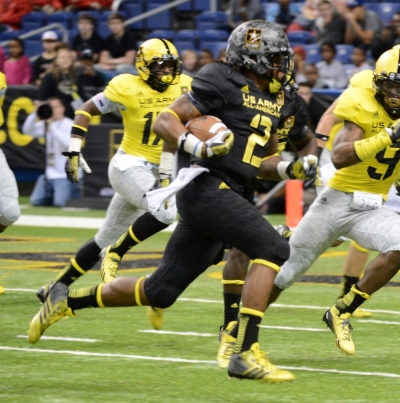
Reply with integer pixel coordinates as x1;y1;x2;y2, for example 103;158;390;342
276;224;292;241
217;321;237;368
147;307;164;330
28;282;74;344
36;283;51;303
351;308;373;318
228;342;295;383
100;246;121;283
323;305;355;355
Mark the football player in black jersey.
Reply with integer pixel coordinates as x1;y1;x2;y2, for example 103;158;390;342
27;21;318;383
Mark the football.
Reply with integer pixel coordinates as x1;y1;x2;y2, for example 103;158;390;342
185;115;228;142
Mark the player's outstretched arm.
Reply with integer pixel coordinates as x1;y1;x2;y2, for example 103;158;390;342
63;99;102;183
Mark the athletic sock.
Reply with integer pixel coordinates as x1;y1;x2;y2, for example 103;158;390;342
338;275;359;299
223;293;241;329
68;284;103;311
110;213;168;257
234;308;263;353
335;285;370;315
55;239;101;286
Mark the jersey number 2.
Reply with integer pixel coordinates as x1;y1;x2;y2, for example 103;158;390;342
242;114;272;167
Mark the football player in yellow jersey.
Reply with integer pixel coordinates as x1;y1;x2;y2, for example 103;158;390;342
264;47;400;356
36;39;193;302
0;72;20;235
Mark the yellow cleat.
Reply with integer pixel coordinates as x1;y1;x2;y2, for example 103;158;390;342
28;282;74;344
217;321;237;368
228;342;295;383
323;306;355;355
351;308;372;318
100;246;121;283
147;307;164;330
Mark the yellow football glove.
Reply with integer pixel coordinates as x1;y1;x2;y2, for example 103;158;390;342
62;151;92;183
205;130;234;158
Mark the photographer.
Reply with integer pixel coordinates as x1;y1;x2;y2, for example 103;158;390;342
22;97;81;207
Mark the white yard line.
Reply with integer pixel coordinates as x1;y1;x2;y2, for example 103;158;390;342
138;330;215;337
13;215;177;232
16;335;101;342
1;346;399;379
5;289;400;316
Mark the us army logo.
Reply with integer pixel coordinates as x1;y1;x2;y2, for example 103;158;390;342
245;29;262;50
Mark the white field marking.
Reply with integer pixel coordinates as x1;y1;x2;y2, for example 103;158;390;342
138;330;214;337
5;290;400;316
13;215;177;232
260;325;328;332
1;346;400;379
17;335;101;342
358;320;400;325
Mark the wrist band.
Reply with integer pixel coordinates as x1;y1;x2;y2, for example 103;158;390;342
315;132;329;141
68;136;83;153
177;132;204;158
277;161;291;179
71;124;88;137
159;151;174;175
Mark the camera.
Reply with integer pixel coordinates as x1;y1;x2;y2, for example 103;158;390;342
36;103;53;120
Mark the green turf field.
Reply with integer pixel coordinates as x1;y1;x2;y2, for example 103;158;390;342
1;202;400;402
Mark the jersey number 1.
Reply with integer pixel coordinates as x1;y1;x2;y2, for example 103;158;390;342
142;112;161;145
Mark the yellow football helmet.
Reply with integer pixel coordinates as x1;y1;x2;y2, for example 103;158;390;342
373;48;400;119
136;38;182;92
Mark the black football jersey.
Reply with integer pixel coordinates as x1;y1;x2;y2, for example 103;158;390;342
189;62;308;193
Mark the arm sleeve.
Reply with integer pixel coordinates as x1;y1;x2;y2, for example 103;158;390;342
22;113;46;138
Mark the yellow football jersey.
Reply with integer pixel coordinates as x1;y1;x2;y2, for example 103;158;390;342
104;73;192;164
0;72;7;127
328;87;400;199
325;70;373;151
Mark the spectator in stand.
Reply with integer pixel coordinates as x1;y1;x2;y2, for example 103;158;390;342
316;41;348;88
370;13;400;62
71;13;104;63
226;0;265;30
0;47;5;72
75;49;104;87
343;0;384;48
297;82;326;132
181;50;199;78
293;46;306;83
39;44;85;119
217;48;227;62
303;63;329;88
273;0;296;32
96;12;137;75
346;45;371;80
32;0;63;14
3;38;31;85
313;0;346;45
22;97;81;207
287;0;319;33
198;49;215;68
64;0;112;12
31;31;59;86
0;0;32;31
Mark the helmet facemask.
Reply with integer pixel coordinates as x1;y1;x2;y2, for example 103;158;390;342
374;72;400;119
136;39;182;92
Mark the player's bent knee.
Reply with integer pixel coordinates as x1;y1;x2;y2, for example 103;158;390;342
0;202;21;227
152;205;177;225
145;286;179;309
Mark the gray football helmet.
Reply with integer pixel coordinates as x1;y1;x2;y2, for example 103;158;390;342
226;20;294;92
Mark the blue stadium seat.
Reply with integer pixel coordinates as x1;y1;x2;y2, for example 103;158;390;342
146;30;174;41
24;39;43;58
120;3;145;30
0;30;24;41
177;0;192;11
173;30;198;53
147;2;171;30
365;3;399;24
97;21;111;38
21;12;46;32
196;11;228;31
287;31;314;45
336;44;354;64
194;0;212;11
198;29;229;50
46;12;74;29
303;44;322;64
206;41;226;59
